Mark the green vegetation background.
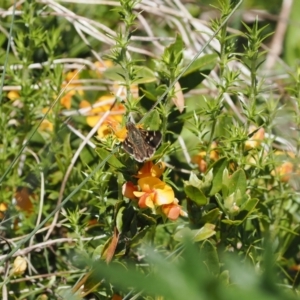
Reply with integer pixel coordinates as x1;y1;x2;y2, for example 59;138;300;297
1;0;300;299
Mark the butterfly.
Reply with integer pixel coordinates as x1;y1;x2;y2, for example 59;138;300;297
122;122;162;162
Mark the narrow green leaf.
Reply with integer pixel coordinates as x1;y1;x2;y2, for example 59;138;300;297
96;148;124;168
79;146;96;165
215;193;226;213
104;65;156;83
116;206;125;233
209;158;228;195
221;219;243;225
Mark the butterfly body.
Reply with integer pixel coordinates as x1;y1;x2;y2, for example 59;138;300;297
122;122;162;162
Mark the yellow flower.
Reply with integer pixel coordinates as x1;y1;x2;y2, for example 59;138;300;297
7;91;20;101
64;70;80;82
209;141;219;161
0;202;8;219
0;202;7;212
39;119;54;132
80;95;126;139
245;126;265;150
133;177;175;209
11;256;27;276
135;161;166;178
41;107;52;115
38;108;54;132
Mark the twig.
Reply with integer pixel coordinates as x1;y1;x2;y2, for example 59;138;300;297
0;235;106;261
265;0;293;70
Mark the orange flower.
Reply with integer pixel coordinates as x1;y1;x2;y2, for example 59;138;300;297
122;182;138;200
245;126;265;150
161;198;186;221
192;142;219;173
80;95;126;139
192;152;208;173
271;161;293;183
60;70;84;109
133;177;174;209
60;91;73;109
135;161;166;178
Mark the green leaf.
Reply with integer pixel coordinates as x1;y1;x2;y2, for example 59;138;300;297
96;148;124;168
139;85;158;101
174;225;216;243
221;219;243;226
209;158;228;195
137;212;157;227
173;227;194;241
200;240;220;275
221;168;230;197
188;172;203;188
185;171;213;191
130;227;149;247
215;193;226;213
116;206;125;233
184;185;207;205
200;208;222;224
133;66;157;84
193;223;216;242
284;0;300;65
142;109;161;130
179;53;218;92
222;198;259;226
227;169;247;196
103;65;156;83
219;270;230;285
163;34;184;66
240;197;258;213
79;146;96;165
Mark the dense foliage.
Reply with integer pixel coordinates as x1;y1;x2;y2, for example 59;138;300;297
1;0;300;299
